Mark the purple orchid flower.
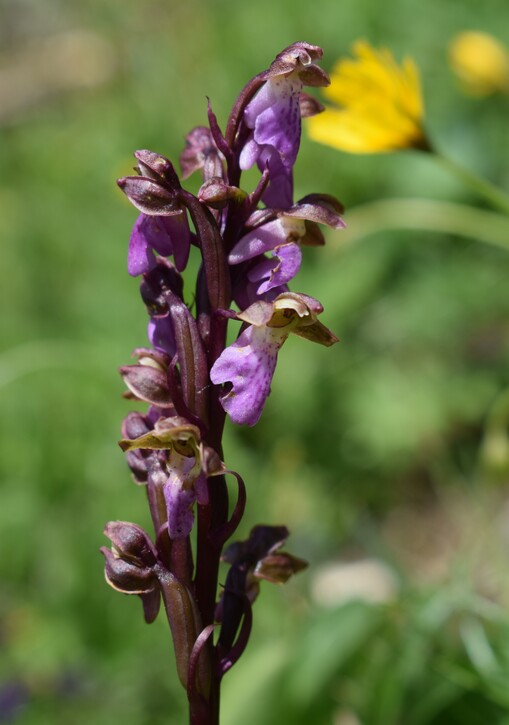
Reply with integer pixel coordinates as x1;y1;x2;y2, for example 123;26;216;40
239;42;329;208
229;195;345;294
210;292;338;426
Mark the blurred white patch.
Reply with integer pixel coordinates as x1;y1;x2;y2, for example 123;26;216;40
311;558;398;606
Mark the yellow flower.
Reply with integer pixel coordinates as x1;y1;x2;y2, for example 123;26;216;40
306;41;427;154
448;31;509;96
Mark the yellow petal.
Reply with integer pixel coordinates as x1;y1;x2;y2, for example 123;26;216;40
307;41;425;154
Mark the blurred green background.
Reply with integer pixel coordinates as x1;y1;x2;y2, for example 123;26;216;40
2;0;509;723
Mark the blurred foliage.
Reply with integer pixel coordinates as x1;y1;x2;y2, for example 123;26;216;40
1;0;509;723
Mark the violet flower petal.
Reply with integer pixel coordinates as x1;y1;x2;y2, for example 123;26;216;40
238;138;260;171
239;72;303;209
229;219;284;264
252;242;302;294
260;153;293;208
148;315;177;357
164;212;191;272
128;217;157;276
231;266;287;310
210;324;287;426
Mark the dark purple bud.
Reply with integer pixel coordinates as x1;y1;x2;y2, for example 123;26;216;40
121;411;152;441
117;176;181;216
119;364;172;407
198;177;245;209
102;522;158;595
101;547;157;594
104;520;157;567
299;92;325;118
132;347;171;369
121;412;154;484
134;150;181;190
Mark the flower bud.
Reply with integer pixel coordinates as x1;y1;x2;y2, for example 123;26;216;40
101;521;158;595
101;548;157;594
104;521;157;566
134;150;181;189
140;257;184;315
198;178;246;209
117;176;181;216
119;364;172;407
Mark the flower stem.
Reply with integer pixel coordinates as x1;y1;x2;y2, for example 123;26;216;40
431;148;509;216
335;198;509;254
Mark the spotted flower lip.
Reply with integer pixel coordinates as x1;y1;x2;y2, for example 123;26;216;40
228;195;345;294
210;292;338;426
307;40;427;154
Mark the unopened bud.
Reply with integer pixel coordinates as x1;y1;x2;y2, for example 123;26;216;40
120;364;172;407
101;522;158;595
104;521;157;566
198;177;246;209
102;547;157;594
134;150;181;190
117;176;181;216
